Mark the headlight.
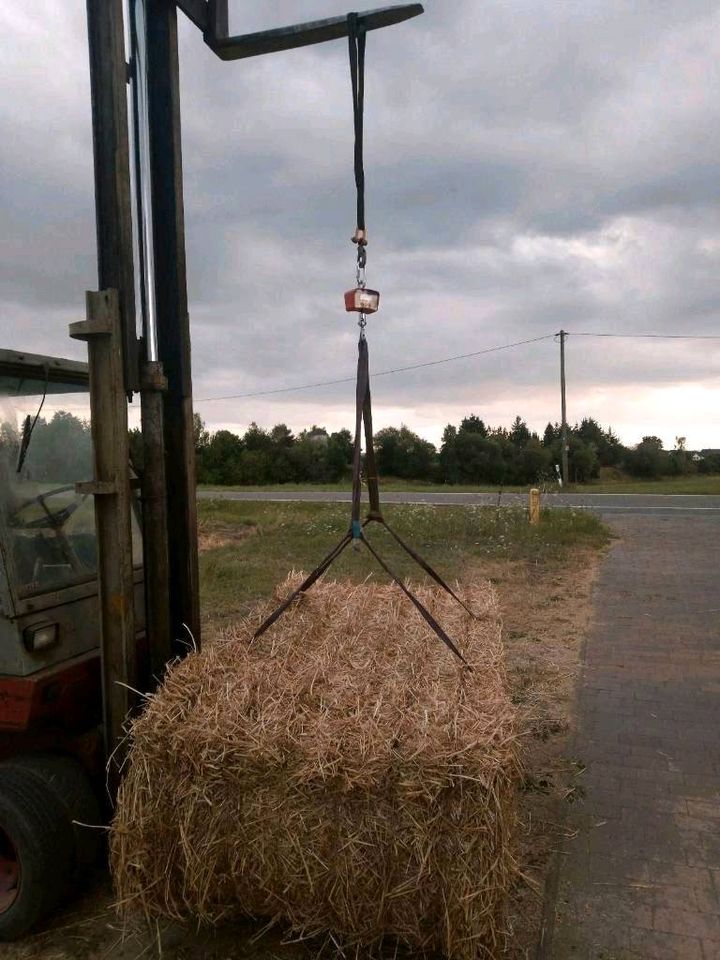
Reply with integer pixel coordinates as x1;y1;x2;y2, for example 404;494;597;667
23;622;59;653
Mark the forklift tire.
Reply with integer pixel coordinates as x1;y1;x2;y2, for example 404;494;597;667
0;767;74;940
0;754;102;871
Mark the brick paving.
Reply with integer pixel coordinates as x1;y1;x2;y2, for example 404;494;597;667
545;516;720;960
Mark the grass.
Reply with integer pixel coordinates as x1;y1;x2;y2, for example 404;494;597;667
199;473;720;496
567;474;720;494
198;499;610;626
198;479;531;494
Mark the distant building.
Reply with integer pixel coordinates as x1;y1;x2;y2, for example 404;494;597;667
307;428;328;446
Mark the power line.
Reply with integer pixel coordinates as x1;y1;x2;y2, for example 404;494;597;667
566;332;720;340
195;332;557;402
196;329;720;403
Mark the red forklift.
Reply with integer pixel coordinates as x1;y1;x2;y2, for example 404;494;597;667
0;0;421;939
0;348;144;936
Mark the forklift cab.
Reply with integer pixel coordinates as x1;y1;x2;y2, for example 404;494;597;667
0;349;144;938
0;349;144;686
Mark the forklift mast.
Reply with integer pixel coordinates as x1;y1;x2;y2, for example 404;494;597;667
80;0;422;767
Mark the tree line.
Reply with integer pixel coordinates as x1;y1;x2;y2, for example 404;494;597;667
0;411;720;486
0;411;93;482
2;411;715;488
128;414;717;486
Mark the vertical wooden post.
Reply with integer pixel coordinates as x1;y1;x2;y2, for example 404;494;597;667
559;330;569;486
70;291;136;787
529;487;541;525
146;0;201;652
85;0;140;394
140;363;173;681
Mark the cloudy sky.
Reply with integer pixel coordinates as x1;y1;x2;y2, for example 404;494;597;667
1;1;719;449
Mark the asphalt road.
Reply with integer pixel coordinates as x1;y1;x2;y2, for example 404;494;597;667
198;489;720;517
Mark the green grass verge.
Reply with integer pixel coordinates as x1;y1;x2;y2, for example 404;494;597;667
566;475;720;495
198;479;530;493
198;473;720;496
198;499;610;625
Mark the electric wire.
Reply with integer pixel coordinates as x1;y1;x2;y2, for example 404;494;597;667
566;332;720;340
196;329;720;404
196;333;556;402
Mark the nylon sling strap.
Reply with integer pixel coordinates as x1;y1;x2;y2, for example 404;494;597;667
253;531;352;641
352;335;475;618
360;533;469;665
379;521;478;620
352;335;380;529
348;13;366;236
254;335;472;667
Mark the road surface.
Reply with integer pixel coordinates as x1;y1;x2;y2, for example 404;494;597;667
198;490;720;517
544;515;720;958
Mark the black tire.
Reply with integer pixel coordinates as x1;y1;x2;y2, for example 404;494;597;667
0;754;102;870
0;767;74;940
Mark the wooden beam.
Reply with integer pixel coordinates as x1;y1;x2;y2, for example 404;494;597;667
85;0;140;393
70;290;137;788
140;362;173;681
146;0;201;654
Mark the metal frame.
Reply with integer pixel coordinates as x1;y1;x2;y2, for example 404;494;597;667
201;3;424;60
0;349;89;388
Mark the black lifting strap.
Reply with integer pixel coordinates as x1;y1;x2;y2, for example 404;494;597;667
255;336;473;668
348;12;366;236
353;338;475;620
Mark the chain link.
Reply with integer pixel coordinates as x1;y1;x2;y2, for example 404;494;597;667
356;244;367;288
356;238;367;337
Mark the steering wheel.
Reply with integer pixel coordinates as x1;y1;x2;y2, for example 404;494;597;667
9;485;88;531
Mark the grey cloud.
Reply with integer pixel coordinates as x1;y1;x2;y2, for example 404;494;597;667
1;0;719;449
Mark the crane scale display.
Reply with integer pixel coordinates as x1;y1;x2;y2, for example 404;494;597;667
255;14;474;664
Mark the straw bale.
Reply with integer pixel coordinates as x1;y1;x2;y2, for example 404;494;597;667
111;574;520;959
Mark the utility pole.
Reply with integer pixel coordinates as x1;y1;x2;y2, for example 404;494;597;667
559;329;569;485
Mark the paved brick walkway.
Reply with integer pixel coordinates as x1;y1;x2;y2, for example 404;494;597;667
545;516;720;960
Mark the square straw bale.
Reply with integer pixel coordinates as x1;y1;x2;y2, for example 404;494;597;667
111;574;521;959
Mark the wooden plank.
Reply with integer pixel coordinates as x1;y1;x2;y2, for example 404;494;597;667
70;290;136;790
140;362;173;680
85;0;140;393
146;0;201;653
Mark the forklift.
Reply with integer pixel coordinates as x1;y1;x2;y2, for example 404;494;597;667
0;348;146;936
0;0;422;938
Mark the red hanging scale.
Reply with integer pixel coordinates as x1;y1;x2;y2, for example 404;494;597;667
345;229;379;314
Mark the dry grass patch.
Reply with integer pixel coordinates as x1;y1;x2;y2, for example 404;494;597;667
198;519;255;552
